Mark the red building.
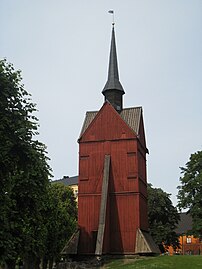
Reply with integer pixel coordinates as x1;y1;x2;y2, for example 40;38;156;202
77;25;158;255
168;213;202;255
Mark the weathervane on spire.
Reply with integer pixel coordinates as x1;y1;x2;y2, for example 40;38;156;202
108;10;115;26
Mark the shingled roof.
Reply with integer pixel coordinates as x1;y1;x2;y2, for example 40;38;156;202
79;106;142;138
53;176;78;186
175;212;193;235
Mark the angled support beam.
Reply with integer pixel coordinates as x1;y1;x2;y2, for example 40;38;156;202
61;229;80;255
95;155;111;255
135;228;160;254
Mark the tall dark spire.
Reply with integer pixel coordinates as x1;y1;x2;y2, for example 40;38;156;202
102;24;125;112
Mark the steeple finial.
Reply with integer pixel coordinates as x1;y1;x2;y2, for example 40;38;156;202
108;10;115;26
102;19;125;112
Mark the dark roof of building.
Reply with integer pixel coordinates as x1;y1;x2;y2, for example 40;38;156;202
102;25;124;94
53;176;78;186
176;212;193;235
79;106;142;137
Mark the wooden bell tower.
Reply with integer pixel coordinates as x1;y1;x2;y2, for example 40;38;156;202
77;24;158;255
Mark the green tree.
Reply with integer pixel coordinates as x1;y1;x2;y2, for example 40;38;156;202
42;183;77;269
177;150;202;237
148;184;180;252
0;59;51;269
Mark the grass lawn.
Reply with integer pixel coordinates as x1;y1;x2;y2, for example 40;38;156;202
103;255;202;269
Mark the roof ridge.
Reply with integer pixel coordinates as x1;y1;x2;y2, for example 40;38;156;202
85;106;142;114
122;106;142;110
86;110;98;113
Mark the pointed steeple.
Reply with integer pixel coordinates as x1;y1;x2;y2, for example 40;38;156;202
102;24;125;112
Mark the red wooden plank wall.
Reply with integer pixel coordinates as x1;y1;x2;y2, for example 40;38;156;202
78;104;148;254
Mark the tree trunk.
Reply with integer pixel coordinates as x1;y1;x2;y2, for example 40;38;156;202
35;257;41;269
42;257;48;269
48;258;54;269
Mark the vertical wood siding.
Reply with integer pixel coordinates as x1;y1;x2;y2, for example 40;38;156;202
78;104;148;254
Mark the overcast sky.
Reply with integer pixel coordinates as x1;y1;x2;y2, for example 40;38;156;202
1;0;202;205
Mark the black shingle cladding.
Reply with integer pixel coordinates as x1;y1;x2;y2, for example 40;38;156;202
175;212;193;234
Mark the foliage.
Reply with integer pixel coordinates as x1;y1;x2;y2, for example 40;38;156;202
42;183;77;269
177;150;202;237
104;255;202;269
147;184;180;252
0;59;78;269
0;59;51;268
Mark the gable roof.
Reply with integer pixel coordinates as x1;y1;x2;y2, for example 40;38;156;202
53;176;78;186
175;212;193;235
79;105;142;138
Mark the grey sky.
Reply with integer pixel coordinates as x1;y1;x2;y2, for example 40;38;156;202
1;0;202;205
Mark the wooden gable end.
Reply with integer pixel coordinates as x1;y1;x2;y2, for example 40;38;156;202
79;102;137;142
137;113;148;152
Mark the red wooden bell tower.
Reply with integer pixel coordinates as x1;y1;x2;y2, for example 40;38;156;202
77;25;158;255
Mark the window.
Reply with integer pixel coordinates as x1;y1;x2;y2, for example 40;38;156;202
186;237;192;244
